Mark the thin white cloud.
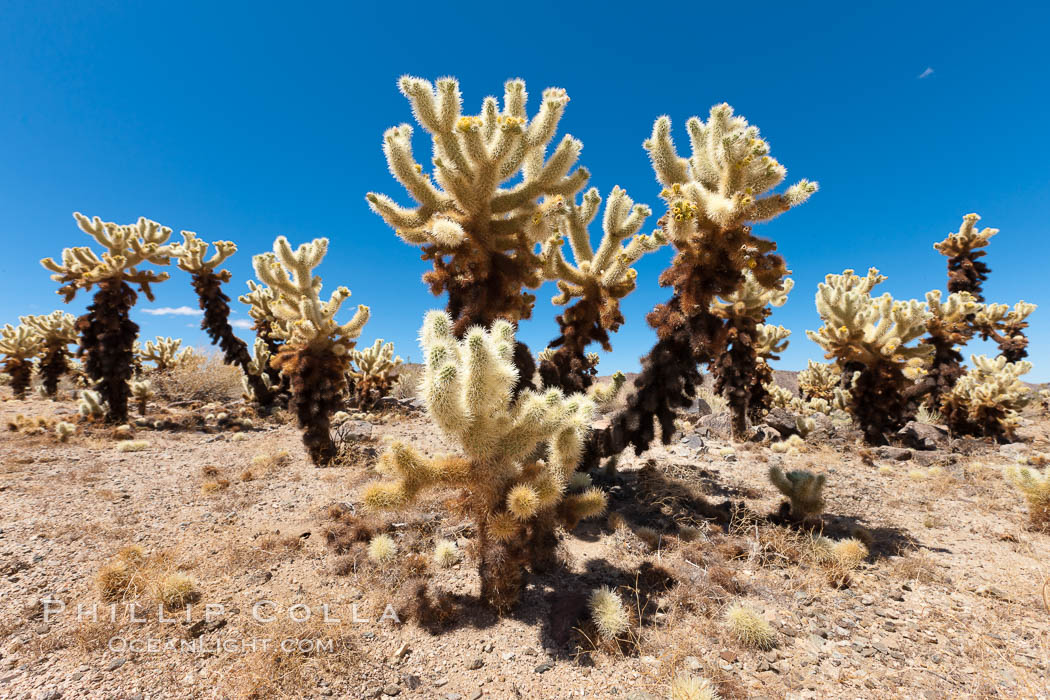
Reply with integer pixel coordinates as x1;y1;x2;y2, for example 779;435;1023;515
141;306;202;317
230;319;254;329
917;67;934;79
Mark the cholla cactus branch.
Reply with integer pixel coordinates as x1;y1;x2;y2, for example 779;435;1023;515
251;237;370;464
806;268;933;443
769;467;826;521
591;106;814;460
362;312;603;609
40;213;172;422
171;232;276;408
139;336;193;372
130;379;154;416
238;280;286;391
974;301;1037;362
941;354;1032;441
933;213;996;301
537;186;665;392
20;311;77;397
347;339;403;409
797;360;841;402
920;290;983;409
0;323;43;398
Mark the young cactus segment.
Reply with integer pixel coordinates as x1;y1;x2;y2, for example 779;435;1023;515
537;186;664;393
78;389;105;419
21;311;78;398
129;379;154;416
933;213;996;301
709;272;794;435
347;339;403;409
797;360;841;402
241;337;277;403
806;269;933;444
367;77;590;340
362;312;603;610
768;467;826;522
0;323;43;398
251;236;370;464
590;105;815;462
40;213;173;423
941;354;1033;441
170;232;276;409
138;336;193;372
238;279;286;391
920;290;983;410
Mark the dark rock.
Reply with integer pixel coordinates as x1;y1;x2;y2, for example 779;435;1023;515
186;617;227;639
749;425;781;443
896;421;948;451
534;662;554;673
877;446;912;461
764;408;802;438
685;397;712;416
698;412;733;437
678;435;705;451
105;658;126;671
247;570;272;586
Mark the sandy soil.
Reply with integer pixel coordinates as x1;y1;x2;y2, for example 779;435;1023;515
0;387;1048;700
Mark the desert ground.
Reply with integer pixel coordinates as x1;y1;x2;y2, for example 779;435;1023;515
1;370;1048;700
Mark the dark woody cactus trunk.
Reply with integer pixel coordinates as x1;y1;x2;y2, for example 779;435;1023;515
712;317;761;438
538;294;612;395
3;358;32;398
77;279;137;424
273;345;348;466
191;270;276;409
38;341;71;398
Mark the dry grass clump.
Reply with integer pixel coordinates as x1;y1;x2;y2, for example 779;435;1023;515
150;351;242;403
724;603;776;650
1004;463;1050;530
391;364;422;399
156;572;199;608
670;675;721;700
115;439;150;453
257;533;305;557
891;552;941;584
251;450;292;474
201;478;231;494
96;546;198;608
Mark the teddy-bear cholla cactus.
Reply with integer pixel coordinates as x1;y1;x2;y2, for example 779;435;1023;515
40;213;173;422
973;301;1037;363
769;467;826;522
20;311;78;398
920;290;983;409
251;236;369;465
170;232;277;408
0;323;43;398
367;77;592;388
536;186;665;392
941;354;1032;441
806;268;933;444
709;272;793;435
797;360;841;403
347;339;403;409
591;105;816;461
1003;463;1050;530
238;280;287;392
934;213;996;302
241;337;277;403
362;312;605;609
129;379;154;416
138;336;193;372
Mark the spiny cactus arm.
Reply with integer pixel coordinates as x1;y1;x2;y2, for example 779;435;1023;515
644;106;818;236
589;371;627;406
362;441;473;510
139;336;189;369
0;324;44;359
170;231;237;277
711;273;794;320
20;311;78;344
933;213;997;257
798;360;841;400
755;323;791;359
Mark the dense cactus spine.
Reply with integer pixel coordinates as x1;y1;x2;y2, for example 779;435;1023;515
919;290;982;410
537;186;664;392
40;213;173;423
21;311;77;398
362;312;603;609
933;213;995;302
591;104;816;459
250;236;369;465
941;354;1033;440
171;231;277;409
347;339;403;409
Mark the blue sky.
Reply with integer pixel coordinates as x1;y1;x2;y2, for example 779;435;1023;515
1;1;1047;380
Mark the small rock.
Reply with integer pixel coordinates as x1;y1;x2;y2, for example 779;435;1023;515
382;685;401;697
105;658;126;671
534;662;553;673
469;690;483;700
896;421;948;451
877;446;912;461
467;658;483;670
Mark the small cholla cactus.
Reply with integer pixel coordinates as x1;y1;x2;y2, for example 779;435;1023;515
806;268;933;444
1003;463;1050;530
0;323;43;398
366;77;589;357
933;213;996;301
171;232;277;409
537;186;665;393
21;311;78;398
670;675;721;700
362;312;604;609
941;354;1033;441
347;339;403;409
251;236;369;465
768;467;825;521
366;534;397;563
588;370;627;409
129;379;154;416
55;421;76;442
433;540;460;568
591;104;816;464
709;272;793;435
973;300;1037;363
138;336;193;372
920;290;984;410
78;389;105;419
725;604;776;650
40;213;173;422
798;360;841;403
588;586;631;642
